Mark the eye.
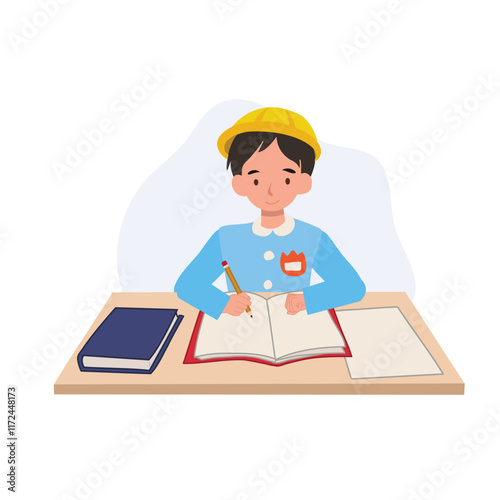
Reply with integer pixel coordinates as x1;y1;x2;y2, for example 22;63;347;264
254;179;259;186
285;178;290;185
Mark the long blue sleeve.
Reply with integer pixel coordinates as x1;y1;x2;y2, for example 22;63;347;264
174;230;230;319
302;231;366;314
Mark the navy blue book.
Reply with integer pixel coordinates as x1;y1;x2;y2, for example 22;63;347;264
77;307;183;374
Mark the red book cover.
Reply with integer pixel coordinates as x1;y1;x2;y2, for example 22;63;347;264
184;308;351;367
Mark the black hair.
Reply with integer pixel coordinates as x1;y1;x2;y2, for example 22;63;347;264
226;132;315;176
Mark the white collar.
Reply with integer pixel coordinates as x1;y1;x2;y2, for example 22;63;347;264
252;214;295;237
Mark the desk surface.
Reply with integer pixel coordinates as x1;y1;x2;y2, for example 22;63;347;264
54;292;464;395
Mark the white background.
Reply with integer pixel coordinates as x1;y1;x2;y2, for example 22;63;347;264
2;1;499;499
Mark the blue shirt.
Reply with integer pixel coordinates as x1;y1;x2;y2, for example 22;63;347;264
174;215;366;319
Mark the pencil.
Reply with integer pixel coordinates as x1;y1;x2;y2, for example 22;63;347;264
221;260;252;317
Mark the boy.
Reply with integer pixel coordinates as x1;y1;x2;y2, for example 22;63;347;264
174;107;365;318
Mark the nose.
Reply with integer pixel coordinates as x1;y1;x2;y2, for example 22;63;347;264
267;182;274;196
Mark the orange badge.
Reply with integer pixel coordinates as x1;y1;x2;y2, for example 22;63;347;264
280;251;307;276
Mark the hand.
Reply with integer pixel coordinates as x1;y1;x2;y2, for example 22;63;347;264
285;293;306;315
222;293;252;316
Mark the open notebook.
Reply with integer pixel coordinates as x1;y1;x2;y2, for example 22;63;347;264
184;292;351;366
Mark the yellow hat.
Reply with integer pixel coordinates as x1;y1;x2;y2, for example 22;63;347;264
217;107;321;160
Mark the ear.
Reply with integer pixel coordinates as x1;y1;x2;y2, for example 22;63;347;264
296;173;312;195
232;175;248;197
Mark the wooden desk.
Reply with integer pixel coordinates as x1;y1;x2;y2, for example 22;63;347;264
54;292;464;395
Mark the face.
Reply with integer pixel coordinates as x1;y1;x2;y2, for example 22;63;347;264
231;138;312;212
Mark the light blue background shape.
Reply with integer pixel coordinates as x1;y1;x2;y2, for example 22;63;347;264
117;100;415;298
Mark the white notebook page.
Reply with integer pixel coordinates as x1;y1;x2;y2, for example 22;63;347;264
268;293;346;360
194;293;275;360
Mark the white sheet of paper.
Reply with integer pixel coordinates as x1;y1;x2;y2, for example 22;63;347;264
338;307;442;379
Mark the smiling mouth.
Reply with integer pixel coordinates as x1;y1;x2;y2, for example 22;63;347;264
266;199;280;205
